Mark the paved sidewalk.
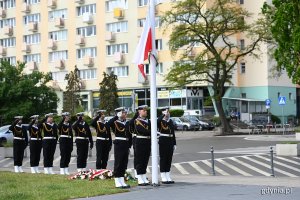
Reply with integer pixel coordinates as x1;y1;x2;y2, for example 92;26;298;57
77;175;300;200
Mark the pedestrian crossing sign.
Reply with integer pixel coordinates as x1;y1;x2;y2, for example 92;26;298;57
278;96;286;105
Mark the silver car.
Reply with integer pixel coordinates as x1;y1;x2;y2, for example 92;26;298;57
171;117;200;131
0;125;13;146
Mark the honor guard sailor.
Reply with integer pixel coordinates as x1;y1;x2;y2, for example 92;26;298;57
108;107;132;189
91;110;112;170
58;112;73;175
129;108;139;179
28;115;42;174
158;107;176;184
9;116;28;173
41;113;58;174
134;105;151;186
72;112;93;172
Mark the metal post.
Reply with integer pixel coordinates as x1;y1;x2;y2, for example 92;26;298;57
211;146;216;176
282;106;285;135
270;147;275;177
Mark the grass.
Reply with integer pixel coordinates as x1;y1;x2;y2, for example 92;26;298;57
0;171;132;200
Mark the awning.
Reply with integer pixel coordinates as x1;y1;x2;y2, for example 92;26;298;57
222;97;265;102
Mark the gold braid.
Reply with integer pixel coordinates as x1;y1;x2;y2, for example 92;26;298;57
43;123;53;133
97;122;107;133
135;119;148;129
14;126;23;136
114;121;125;132
78;126;86;134
62;126;70;134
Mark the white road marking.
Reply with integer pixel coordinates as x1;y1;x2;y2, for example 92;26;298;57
0;158;10;164
3;160;13;168
275;156;300;165
173;163;189;175
229;157;271;176
188;162;209;175
53;156;61;166
216;159;252;176
256;155;300;173
109;154;114;161
201;160;229;176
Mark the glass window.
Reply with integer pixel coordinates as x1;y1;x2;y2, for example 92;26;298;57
106;21;128;33
77;4;96;16
107;66;128;77
49;30;67;41
76;47;97;59
106;43;128;56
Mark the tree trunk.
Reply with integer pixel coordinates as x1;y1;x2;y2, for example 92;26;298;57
215;99;233;135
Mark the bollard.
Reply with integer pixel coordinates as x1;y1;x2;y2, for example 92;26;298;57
270;146;275;177
210;146;216;176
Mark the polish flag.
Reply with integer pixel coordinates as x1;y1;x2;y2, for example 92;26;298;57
132;0;157;81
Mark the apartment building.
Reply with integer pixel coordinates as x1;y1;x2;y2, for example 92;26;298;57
0;0;297;121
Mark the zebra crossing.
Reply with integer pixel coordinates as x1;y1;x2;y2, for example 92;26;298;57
0;153;299;178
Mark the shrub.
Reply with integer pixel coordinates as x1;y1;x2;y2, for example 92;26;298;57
271;115;281;124
170;109;184;117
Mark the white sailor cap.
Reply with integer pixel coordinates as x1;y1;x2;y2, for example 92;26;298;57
45;113;55;117
14;116;23;119
160;107;169;111
30;115;39;119
76;112;84;116
115;107;127;113
137;105;148;110
96;110;106;114
62;112;70;116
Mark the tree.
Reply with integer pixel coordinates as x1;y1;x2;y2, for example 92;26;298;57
63;66;82;115
99;72;119;115
162;0;267;134
0;61;58;124
262;0;300;84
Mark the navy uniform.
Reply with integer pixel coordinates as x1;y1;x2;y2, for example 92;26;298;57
9;116;28;173
28;115;42;174
72;112;93;172
41;113;58;174
58;112;73;175
129;109;139;178
134;105;151;186
91;110;112;170
108;107;132;189
158;107;176;184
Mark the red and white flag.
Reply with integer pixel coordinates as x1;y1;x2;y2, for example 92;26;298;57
132;0;157;81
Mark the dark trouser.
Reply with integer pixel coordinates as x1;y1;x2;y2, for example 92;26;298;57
113;140;129;177
159;138;174;172
43;139;57;167
132;137;137;170
96;140;110;169
135;138;151;175
76;139;89;168
59;137;73;168
13;139;26;166
30;140;42;167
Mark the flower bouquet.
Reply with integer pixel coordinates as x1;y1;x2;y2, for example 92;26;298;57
69;169;113;181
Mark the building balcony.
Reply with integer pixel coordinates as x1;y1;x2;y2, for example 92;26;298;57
22;43;31;53
105;32;115;43
76;35;85;46
48;39;57;50
0;46;7;56
75;0;85;4
84;56;94;67
114;52;124;64
4;26;13;36
55;59;65;69
28;22;38;32
82;13;93;24
55;18;65;28
114;8;124;20
22;3;31;13
48;0;57;9
0;8;6;18
26;61;37;71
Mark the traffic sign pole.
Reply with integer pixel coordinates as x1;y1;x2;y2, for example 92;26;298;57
282;106;284;135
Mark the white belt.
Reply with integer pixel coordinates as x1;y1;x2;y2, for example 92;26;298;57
160;133;173;137
60;135;72;138
114;137;128;141
14;137;25;140
136;135;151;139
43;137;56;140
97;137;109;141
30;138;42;141
132;134;137;137
76;137;88;140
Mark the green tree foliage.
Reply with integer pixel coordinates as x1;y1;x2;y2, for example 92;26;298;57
99;72;119;115
0;61;58;124
262;0;300;84
162;0;268;134
63;66;82;115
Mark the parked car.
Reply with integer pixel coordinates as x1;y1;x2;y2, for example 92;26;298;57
171;117;200;131
0;124;29;146
184;115;215;130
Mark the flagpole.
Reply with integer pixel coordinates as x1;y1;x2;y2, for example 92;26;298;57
149;0;159;186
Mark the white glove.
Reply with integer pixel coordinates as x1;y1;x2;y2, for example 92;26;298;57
162;111;167;115
173;145;177;151
117;111;122;118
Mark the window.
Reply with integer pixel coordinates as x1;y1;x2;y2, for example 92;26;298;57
23;13;40;25
0;37;16;47
0;0;16;9
0;18;16;28
79;69;97;80
23;33;41;44
76;47;97;59
49;50;68;62
106;21;128;33
23;54;41;63
48;9;67;21
49;30;67;41
144;63;164;75
106;43;128;56
138;0;148;6
51;71;68;82
77;4;96;16
240;39;245;50
155;39;163;50
240;62;246;74
107;66;128;77
77;26;96;37
137;17;161;28
24;0;40;4
0;56;16;65
105;0;128;12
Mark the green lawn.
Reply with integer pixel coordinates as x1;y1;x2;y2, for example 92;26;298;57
0;171;130;200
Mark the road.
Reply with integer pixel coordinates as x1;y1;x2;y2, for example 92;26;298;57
0;131;299;179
